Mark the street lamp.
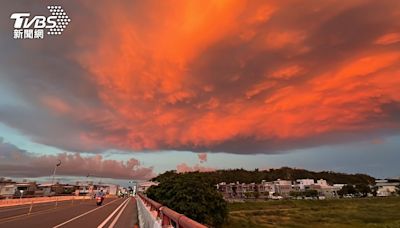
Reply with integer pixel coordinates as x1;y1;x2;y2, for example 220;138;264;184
19;190;24;199
51;159;62;185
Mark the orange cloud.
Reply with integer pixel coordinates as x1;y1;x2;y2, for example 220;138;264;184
2;0;400;154
176;163;215;173
64;0;400;153
375;33;400;45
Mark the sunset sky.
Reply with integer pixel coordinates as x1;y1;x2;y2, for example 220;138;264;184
0;0;399;183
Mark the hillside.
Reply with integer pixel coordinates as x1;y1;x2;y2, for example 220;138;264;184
152;167;375;185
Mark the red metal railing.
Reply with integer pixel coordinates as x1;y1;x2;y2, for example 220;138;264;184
138;193;207;228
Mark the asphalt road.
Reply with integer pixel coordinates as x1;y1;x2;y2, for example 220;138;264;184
0;197;138;228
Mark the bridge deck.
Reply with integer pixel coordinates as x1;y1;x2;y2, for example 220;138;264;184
0;197;138;228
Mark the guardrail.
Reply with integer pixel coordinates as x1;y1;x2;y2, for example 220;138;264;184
0;195;90;208
138;193;207;228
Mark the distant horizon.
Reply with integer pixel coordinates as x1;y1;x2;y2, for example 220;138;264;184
1;0;400;186
2;166;399;189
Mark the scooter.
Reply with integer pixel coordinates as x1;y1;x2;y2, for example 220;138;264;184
96;196;104;206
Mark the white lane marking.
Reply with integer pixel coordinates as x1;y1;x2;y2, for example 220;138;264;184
52;198;120;228
109;198;131;228
97;198;130;228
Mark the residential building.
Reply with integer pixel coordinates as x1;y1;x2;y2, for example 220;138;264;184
217;178;342;199
0;184;17;198
296;179;315;190
137;181;158;193
15;181;37;197
272;179;293;197
376;179;399;197
0;178;16;198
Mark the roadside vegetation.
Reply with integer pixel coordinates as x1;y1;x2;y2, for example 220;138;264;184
223;197;400;228
147;174;228;227
147;168;389;227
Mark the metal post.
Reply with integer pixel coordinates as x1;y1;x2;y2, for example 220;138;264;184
28;200;33;215
51;165;58;185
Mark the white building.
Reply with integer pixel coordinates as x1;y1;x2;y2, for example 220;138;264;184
376;179;399;197
296;179;315;190
317;179;328;186
272;179;293;197
258;180;275;196
0;178;16;198
137;181;159;193
0;184;17;198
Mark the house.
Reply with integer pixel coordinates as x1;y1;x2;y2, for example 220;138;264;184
318;185;341;198
94;184;119;195
137;181;158;193
217;178;344;200
0;184;17;198
375;179;399;196
296;179;315;190
217;182;248;198
37;183;78;196
105;184;119;195
273;179;293;197
317;179;328;187
0;178;16;198
14;181;37;197
75;181;94;195
258;180;274;196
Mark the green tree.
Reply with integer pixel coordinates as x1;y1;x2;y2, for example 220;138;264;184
147;173;227;227
153;167;375;187
272;192;280;196
338;184;357;197
304;190;319;198
355;184;371;197
371;185;378;197
244;192;253;198
289;191;301;198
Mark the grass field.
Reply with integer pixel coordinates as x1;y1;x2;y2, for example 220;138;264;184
223;197;400;228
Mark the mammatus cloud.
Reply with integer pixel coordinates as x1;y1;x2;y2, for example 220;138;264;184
0;0;400;154
176;163;215;173
198;153;208;163
0;139;155;180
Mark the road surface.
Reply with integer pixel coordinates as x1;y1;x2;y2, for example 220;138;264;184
0;197;138;228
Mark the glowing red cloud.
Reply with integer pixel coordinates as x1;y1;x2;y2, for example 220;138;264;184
28;0;400;153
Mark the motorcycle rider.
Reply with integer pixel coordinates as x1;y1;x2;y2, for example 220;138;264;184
96;189;105;197
95;189;105;205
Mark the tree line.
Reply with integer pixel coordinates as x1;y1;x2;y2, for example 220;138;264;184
152;167;375;185
147;167;376;227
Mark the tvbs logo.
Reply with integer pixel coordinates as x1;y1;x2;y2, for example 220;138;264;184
10;5;71;39
11;13;57;29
